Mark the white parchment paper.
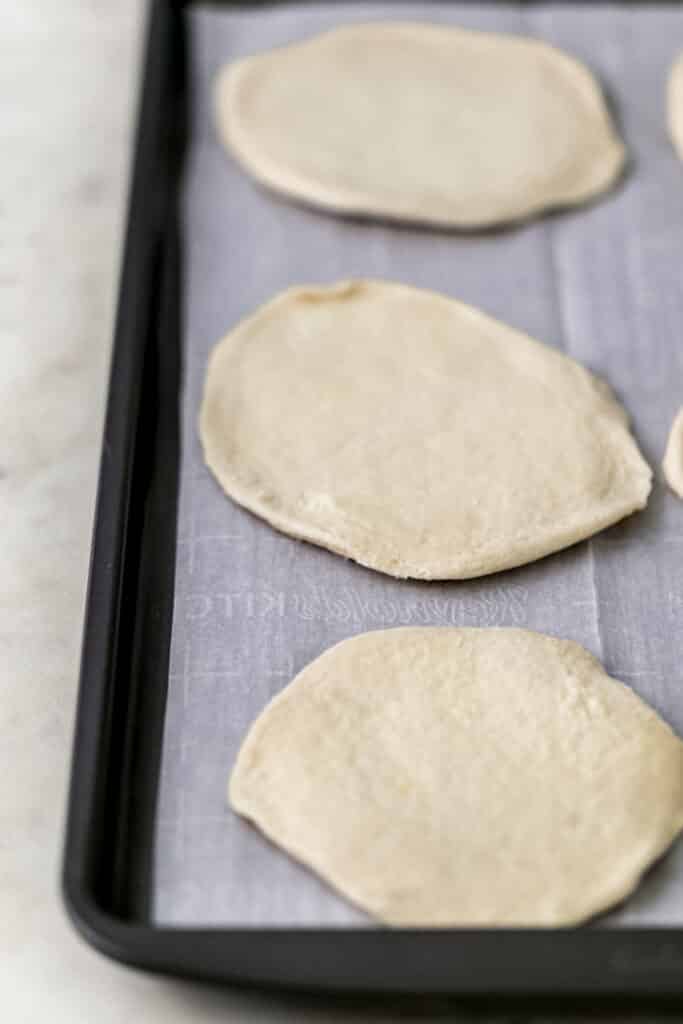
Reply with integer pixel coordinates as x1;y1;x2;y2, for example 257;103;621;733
155;3;683;927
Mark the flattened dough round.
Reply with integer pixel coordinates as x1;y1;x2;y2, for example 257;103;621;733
669;53;683;162
215;22;626;228
200;281;651;580
230;628;683;927
663;407;683;498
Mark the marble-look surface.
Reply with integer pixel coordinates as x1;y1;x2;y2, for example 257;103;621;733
0;1;677;1020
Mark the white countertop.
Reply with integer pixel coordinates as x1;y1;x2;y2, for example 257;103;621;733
0;2;670;1020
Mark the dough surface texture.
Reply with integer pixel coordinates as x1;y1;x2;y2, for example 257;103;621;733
229;627;683;927
670;53;683;162
215;22;626;228
200;280;651;580
663;408;683;498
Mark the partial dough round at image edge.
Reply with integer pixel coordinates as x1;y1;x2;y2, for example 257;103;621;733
663;408;683;498
200;280;652;580
229;628;683;927
215;22;626;228
669;52;683;161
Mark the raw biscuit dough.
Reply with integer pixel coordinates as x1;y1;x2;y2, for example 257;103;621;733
663;408;683;498
215;22;626;228
200;280;651;580
669;53;683;162
230;627;683;927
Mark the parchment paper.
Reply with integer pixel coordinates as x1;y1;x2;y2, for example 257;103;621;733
155;3;683;927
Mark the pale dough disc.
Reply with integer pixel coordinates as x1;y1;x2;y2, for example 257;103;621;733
669;53;683;162
215;22;626;228
663;408;683;498
230;628;683;927
200;280;651;580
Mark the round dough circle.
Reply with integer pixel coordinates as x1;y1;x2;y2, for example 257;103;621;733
216;22;626;228
200;280;651;580
230;628;683;927
663;407;683;499
669;53;683;162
